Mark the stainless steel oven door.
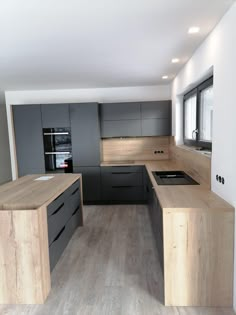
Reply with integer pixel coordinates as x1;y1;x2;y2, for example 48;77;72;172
45;152;72;171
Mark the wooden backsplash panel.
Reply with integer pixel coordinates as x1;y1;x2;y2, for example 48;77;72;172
170;137;211;188
102;137;170;162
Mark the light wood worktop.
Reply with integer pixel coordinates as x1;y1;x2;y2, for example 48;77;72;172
0;174;81;210
101;160;233;211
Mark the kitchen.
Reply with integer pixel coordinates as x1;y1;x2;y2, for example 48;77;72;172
0;1;236;315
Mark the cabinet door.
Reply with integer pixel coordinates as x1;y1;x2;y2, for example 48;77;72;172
141;101;171;119
73;167;101;202
41;104;70;128
101;120;141;138
101;103;141;120
141;118;171;136
13;105;45;177
70;103;100;166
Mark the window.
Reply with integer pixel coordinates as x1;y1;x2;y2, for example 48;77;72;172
183;76;213;149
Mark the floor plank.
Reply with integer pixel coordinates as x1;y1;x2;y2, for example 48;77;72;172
0;205;234;315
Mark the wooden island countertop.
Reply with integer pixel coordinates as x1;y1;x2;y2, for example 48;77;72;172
0;173;81;210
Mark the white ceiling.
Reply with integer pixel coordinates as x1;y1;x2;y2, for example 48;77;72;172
0;0;234;91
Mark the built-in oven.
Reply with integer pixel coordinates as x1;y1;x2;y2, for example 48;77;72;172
43;128;73;172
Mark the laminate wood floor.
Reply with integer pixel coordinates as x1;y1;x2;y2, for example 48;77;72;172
0;205;235;315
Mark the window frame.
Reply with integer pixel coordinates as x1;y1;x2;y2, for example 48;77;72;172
183;76;213;150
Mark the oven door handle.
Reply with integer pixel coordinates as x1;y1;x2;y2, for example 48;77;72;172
45;152;71;155
43;132;70;135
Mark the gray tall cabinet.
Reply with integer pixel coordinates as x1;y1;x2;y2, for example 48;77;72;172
13;105;45;177
70;103;101;202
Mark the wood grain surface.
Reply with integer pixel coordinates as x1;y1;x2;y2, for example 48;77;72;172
0;174;81;210
102;136;170;162
0;205;234;315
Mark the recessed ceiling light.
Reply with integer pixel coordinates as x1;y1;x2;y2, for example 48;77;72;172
162;75;168;80
172;58;180;63
188;26;200;34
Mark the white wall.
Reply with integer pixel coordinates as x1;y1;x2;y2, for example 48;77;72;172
0;103;11;184
172;3;236;309
5;84;171;180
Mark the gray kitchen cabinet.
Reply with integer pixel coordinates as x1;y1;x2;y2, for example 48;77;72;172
101;166;145;203
48;179;82;271
13;105;45;177
70;103;100;166
101;102;141;120
41;104;70;128
73;167;101;203
141;118;171;136
141;101;171;119
101;120;141;137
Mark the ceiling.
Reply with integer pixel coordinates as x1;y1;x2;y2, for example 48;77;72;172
0;0;234;92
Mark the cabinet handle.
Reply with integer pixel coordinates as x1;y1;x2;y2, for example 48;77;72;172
72;206;80;216
52;226;65;243
111;172;132;175
51;203;64;215
55;192;64;201
72;187;79;195
112;185;133;188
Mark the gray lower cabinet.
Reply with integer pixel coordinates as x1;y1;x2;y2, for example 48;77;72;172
48;180;82;271
101;166;145;203
13;105;45;177
70;103;101;167
141;118;171;136
41;104;70;128
73;167;101;203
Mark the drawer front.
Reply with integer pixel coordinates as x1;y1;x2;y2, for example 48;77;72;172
101;166;143;174
102;186;144;201
71;206;83;232
49;219;74;271
67;182;81;217
47;191;67;217
102;172;143;187
48;202;70;246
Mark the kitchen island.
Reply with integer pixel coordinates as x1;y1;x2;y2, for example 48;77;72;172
0;174;83;304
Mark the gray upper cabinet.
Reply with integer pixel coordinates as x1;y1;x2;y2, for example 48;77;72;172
141;101;172;136
13;105;45;177
102;120;141;137
141;101;171;119
41;104;70;128
70;103;100;166
101;102;141;120
101;102;141;138
141;119;171;136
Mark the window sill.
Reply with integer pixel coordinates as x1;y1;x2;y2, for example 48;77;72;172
177;144;212;159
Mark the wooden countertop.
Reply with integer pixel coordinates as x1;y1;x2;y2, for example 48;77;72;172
0;174;81;210
101;160;233;211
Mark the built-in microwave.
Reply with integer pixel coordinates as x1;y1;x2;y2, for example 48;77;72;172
43;128;73;172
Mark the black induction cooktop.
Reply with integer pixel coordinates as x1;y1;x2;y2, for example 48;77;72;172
152;171;199;186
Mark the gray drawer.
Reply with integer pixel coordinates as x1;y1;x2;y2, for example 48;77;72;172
71;206;83;232
48;202;70;246
67;182;81;217
47;191;67;217
101;166;143;174
102;186;144;202
102;172;143;187
49;219;74;271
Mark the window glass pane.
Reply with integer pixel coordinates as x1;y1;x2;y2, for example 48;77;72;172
184;94;197;140
199;85;213;142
